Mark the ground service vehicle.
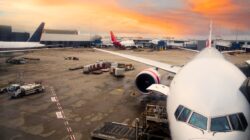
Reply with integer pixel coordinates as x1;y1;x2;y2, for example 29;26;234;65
110;63;126;77
8;83;44;98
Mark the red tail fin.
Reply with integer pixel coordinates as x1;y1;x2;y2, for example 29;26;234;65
110;31;117;42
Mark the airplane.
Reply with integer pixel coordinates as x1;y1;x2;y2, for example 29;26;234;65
94;22;250;140
110;31;136;49
0;22;46;55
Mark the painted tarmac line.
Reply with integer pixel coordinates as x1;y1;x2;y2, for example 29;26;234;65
70;134;76;140
67;127;72;133
70;135;74;140
64;121;69;125
50;86;76;139
56;111;64;119
72;135;76;140
67;127;70;132
51;97;57;102
69;127;72;132
57;104;62;109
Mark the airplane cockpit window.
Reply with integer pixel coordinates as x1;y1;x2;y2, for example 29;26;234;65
238;113;248;130
211;116;231;132
229;114;243;131
188;112;208;130
175;105;248;133
178;107;191;122
174;105;184;119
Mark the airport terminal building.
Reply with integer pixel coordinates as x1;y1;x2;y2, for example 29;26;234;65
0;25;97;47
0;25;30;41
41;29;99;47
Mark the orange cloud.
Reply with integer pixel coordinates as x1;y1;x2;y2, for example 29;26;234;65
0;0;186;36
187;0;250;31
0;0;249;37
189;0;238;14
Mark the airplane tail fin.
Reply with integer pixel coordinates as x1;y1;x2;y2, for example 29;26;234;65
110;31;117;43
206;21;212;48
28;22;45;42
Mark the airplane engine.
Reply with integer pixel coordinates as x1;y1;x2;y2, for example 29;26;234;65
135;68;160;94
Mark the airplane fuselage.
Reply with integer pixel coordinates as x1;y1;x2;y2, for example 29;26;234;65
120;40;135;47
112;41;126;49
112;40;135;49
0;41;45;50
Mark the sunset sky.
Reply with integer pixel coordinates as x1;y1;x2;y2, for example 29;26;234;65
0;0;249;38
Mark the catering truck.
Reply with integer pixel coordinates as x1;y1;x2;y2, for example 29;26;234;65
8;83;44;98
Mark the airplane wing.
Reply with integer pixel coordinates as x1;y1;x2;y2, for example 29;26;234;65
221;50;246;54
94;48;181;74
176;47;200;53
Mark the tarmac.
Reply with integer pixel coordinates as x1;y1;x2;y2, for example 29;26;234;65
0;48;249;140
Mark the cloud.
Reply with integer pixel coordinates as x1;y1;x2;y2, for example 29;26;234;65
117;0;250;36
0;0;185;35
187;0;250;30
188;0;238;14
0;0;249;37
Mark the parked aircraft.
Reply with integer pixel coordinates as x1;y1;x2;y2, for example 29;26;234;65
0;22;45;53
94;22;250;140
110;31;136;49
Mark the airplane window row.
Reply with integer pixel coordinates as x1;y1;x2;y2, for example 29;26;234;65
210;113;248;132
175;105;248;132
